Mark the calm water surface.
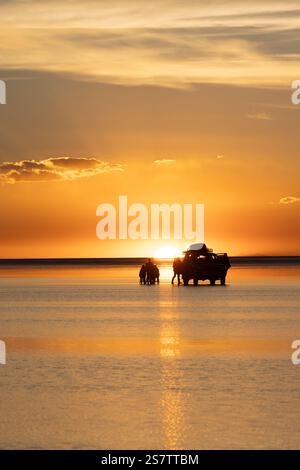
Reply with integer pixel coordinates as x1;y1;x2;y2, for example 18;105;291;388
0;263;300;449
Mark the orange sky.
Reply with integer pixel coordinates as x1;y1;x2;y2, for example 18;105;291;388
0;1;299;257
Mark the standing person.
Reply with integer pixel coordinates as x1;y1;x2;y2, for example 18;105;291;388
145;258;154;285
172;257;182;285
139;264;146;284
154;265;160;284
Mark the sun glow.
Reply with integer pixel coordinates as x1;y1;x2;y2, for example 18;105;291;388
154;246;181;259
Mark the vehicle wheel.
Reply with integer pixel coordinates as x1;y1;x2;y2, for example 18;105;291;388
210;278;216;286
220;276;226;285
183;277;189;286
193;278;198;286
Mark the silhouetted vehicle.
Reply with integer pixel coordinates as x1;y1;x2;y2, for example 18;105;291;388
179;243;231;286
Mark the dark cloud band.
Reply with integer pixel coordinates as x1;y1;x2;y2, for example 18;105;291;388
0;157;124;184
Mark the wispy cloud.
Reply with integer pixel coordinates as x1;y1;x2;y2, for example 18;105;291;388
0;1;299;86
279;196;300;204
246;111;273;120
0;157;124;184
154;158;176;164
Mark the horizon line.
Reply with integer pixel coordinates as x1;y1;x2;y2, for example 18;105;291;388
0;255;300;265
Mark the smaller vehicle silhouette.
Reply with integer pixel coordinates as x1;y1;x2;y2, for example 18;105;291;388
179;243;231;286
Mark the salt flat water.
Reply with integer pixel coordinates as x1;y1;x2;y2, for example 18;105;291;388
0;262;300;449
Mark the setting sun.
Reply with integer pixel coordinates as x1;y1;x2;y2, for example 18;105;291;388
154;246;181;259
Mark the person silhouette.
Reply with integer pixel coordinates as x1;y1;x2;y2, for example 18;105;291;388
145;258;154;284
172;257;182;285
153;265;160;284
139;264;146;284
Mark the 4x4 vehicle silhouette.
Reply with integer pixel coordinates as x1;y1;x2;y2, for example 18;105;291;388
180;243;231;286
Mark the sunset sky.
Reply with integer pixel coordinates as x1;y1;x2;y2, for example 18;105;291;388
0;0;299;257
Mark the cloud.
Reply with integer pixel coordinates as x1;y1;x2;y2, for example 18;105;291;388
246;111;273;120
279;196;300;204
0;1;299;87
216;154;224;159
154;159;176;164
0;157;124;184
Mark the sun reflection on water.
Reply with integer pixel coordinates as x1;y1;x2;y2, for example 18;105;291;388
156;264;174;283
159;296;186;449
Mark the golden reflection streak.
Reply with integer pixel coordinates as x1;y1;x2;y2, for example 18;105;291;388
158;274;186;450
3;337;290;357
